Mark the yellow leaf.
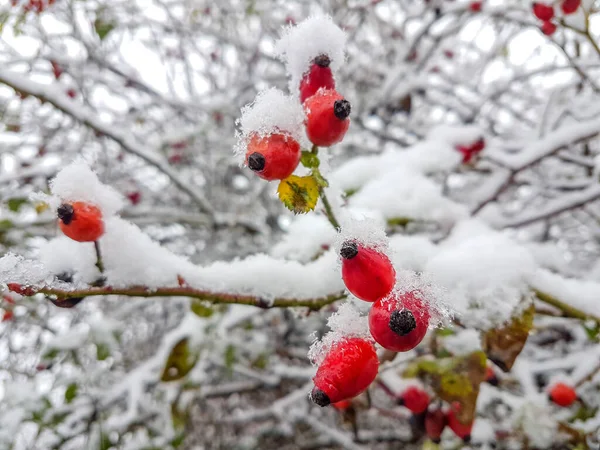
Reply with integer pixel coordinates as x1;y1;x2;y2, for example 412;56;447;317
482;303;534;373
35;202;49;214
161;338;198;382
277;175;319;214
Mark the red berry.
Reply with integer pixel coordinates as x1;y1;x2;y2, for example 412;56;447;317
549;382;577;407
369;290;430;352
171;141;188;150
127;191;141;205
469;2;482;12
168;153;184;164
7;283;36;296
299;55;336;104
304;90;351;147
443;50;454;59
51;61;62;79
425;408;447;444
340;241;395;302
66;88;77;98
541;21;557;35
447;406;473;443
57;202;104;242
245;133;301;181
332;400;352;410
2;310;14;322
532;3;554;21
311;337;379;406
561;0;580;14
400;386;430;414
485;366;499;386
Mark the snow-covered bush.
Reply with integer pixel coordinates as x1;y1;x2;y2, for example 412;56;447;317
0;1;599;449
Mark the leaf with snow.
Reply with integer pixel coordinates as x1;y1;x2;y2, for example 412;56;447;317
161;338;199;382
277;174;320;214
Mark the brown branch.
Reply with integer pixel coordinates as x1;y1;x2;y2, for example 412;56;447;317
30;284;346;311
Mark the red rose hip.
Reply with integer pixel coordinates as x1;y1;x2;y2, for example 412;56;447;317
561;0;580;14
400;386;430;414
340;240;395;302
311;337;379;406
549;382;577;407
532;3;554;21
304;89;351;147
369;290;430;352
425;408;447;443
447;407;473;443
299;54;336;104
244;133;301;181
58;202;104;242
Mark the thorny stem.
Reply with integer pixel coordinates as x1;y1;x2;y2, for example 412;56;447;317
94;241;104;274
311;145;341;230
34;285;347;311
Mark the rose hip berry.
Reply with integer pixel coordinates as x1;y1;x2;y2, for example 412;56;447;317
369;290;430;352
541;21;557;35
549;382;577;407
425;408;447;444
532;3;554;21
299;54;336;104
245;133;301;181
311;337;379;407
340;240;395;303
304;89;351;147
447;406;473;443
561;0;580;14
57;202;104;242
456;137;485;164
399;386;430;414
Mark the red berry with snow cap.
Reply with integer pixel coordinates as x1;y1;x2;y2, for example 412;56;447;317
469;2;482;12
311;337;379;407
400;386;430;414
340;240;395;302
447;406;473;443
549;382;577;407
532;3;554;21
456;137;485;164
369;290;430;352
561;0;580;14
58;201;104;242
425;408;447;444
304;89;351;147
245;133;301;181
541;21;557;35
299;54;336;104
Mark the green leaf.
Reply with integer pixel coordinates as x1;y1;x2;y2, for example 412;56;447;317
387;217;413;227
583;321;600;342
94;19;114;40
161;338;198;382
300;150;320;168
224;344;236;371
0;219;13;232
277;174;320;214
64;383;78;404
99;433;112;450
7;197;28;212
42;348;60;360
96;343;110;361
171;434;186;448
190;299;214;318
436;327;455;337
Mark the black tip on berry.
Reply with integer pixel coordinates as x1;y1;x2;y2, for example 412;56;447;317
247;152;266;172
488;376;499;387
463;435;472;444
311;388;331;407
57;203;74;225
333;100;351;120
432;438;441;444
314;54;331;68
340;241;358;260
389;309;417;336
489;356;509;373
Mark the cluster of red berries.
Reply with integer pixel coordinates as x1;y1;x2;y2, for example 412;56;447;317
11;0;55;13
244;54;351;181
456;137;485;164
310;241;433;407
533;0;581;36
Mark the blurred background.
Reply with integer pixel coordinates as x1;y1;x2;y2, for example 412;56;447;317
0;0;599;449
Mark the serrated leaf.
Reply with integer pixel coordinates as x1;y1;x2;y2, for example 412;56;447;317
161;338;198;382
94;19;114;40
96;343;110;361
277;175;319;214
64;383;77;404
7;197;28;212
300;150;320;168
190;299;213;318
482;303;534;373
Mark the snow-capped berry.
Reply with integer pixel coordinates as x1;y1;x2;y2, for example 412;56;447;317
469;2;482;12
549;382;577;407
340;240;396;302
456;137;485;164
244;133;301;181
485;366;499;386
58;201;104;242
425;408;447;444
304;89;351;147
311;337;379;407
369;290;430;352
299;54;336;104
561;0;580;14
399;386;430;414
532;3;554;21
541;21;557;35
447;407;473;443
